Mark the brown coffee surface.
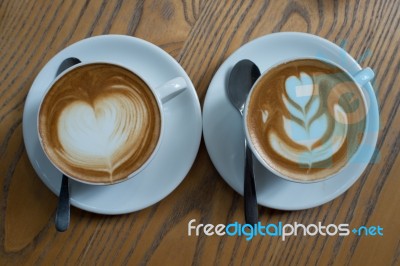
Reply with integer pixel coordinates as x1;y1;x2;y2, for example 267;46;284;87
39;63;161;184
246;59;366;181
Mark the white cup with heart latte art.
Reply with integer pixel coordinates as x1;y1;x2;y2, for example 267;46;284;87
38;62;186;185
244;58;374;183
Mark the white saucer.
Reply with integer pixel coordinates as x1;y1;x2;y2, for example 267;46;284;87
23;35;202;215
203;32;379;210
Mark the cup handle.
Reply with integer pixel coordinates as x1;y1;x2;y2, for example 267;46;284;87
353;67;375;87
154;77;187;104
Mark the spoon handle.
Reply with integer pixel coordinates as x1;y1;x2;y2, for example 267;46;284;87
55;175;70;232
244;140;258;225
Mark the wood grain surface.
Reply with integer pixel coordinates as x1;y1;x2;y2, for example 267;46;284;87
1;0;399;265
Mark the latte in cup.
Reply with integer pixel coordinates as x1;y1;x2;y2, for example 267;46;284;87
38;63;161;184
246;59;367;182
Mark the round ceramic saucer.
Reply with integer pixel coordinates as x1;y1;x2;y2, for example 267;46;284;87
23;35;202;214
203;32;379;210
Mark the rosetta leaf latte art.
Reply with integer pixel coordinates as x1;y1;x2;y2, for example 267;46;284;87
249;59;366;180
270;105;347;168
283;72;326;149
264;71;349;169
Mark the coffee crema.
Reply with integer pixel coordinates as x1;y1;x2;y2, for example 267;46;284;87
39;63;161;184
246;59;366;181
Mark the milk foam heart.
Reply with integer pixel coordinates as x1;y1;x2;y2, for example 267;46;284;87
246;59;366;181
58;92;141;172
39;64;161;183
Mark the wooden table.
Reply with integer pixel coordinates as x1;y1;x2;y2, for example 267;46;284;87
1;0;399;265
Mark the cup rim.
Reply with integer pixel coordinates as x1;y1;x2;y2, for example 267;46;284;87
37;61;164;185
243;56;370;183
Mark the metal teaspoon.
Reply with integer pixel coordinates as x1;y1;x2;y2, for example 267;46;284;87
227;59;261;225
54;57;81;232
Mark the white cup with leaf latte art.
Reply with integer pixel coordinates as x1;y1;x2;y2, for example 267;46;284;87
38;62;187;185
244;58;373;183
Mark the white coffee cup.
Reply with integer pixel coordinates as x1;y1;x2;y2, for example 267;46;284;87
244;57;374;183
38;61;187;185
